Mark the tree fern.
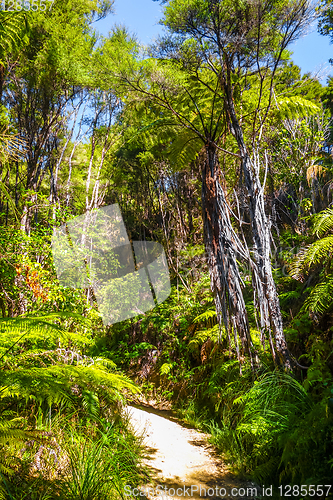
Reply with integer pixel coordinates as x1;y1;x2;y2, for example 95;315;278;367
126;66;227;171
0;11;28;64
0;315;139;495
192;309;217;325
275;96;321;120
188;324;220;352
290;207;333;314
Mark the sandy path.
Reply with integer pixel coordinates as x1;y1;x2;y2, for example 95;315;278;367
127;405;255;500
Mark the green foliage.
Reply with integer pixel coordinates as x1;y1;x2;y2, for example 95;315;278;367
303;274;333;315
188;324;219;353
22;0;114;87
209;371;333;484
0;312;142;498
160;362;173;376
269;112;329;209
0;11;28;65
274;96;321;121
192;309;217;325
291;207;333;314
0;0;332;492
61;421;141;500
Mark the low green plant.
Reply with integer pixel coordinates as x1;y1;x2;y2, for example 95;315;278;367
209;370;333;484
0;315;143;498
290;207;333;315
61;422;142;500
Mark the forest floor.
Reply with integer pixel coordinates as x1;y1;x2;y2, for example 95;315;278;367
127;404;257;500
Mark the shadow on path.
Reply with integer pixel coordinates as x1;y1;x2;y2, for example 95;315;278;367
127;405;258;500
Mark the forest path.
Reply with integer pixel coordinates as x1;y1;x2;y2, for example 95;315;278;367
127;405;254;500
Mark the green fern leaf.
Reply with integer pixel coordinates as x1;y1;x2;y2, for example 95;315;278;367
276;96;320;120
193;309;217;324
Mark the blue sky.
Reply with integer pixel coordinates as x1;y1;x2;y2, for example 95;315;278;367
96;0;164;43
95;0;333;85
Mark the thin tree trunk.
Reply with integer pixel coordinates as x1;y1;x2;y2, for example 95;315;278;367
225;94;292;369
15;160;19;208
66;99;89;207
20;204;29;232
157;185;191;293
202;143;254;368
90;113;114;210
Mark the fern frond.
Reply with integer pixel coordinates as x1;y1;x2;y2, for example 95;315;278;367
192;309;217;324
167;129;202;169
160;362;173;375
290;234;333;280
81;390;100;418
311;208;333;237
276;96;320;120
0;315;92;361
300;236;333;268
302;274;333;315
290;207;333;314
278;290;302;306
188;324;220;351
1;364;139;409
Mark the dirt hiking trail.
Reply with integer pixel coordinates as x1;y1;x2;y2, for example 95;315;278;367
127;405;256;500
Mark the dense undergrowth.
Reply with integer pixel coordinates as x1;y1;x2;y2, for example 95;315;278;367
0;313;146;499
106;244;333;490
3;0;333;495
1;215;333;497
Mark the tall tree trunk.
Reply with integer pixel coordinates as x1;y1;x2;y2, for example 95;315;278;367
0;64;4;103
225;95;292;369
202;143;254;368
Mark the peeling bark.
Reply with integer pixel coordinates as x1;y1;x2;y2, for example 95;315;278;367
225;95;292;369
202;143;254;368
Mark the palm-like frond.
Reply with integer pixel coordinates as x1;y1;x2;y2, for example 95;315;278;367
192;309;217;324
290;207;333;314
290;236;333;277
276;96;321;120
302;274;333;315
311;208;333;237
167;128;202;169
0;11;27;64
